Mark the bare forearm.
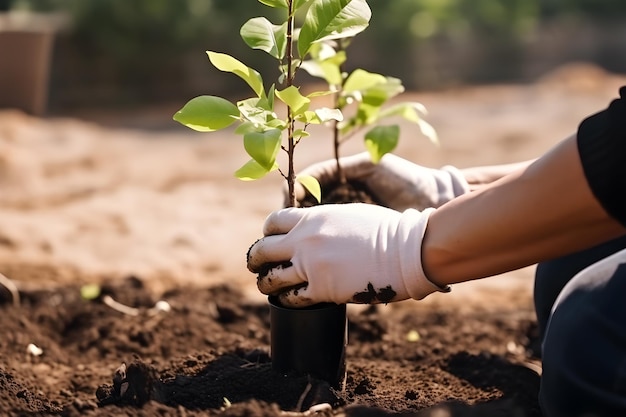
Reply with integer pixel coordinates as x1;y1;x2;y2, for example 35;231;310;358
422;134;626;287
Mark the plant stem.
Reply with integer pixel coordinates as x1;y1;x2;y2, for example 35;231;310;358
334;40;347;185
333;104;344;185
285;0;296;208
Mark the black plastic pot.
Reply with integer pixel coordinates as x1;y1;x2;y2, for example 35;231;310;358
269;296;347;390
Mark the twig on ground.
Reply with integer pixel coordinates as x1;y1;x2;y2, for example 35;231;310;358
102;295;140;316
101;295;171;318
0;272;20;307
280;403;332;416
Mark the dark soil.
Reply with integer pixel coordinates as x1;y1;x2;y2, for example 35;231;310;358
300;180;383;207
0;276;542;417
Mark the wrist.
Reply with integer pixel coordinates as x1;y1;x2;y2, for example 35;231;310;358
399;208;451;300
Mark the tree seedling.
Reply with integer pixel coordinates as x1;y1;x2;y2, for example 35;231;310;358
171;0;436;389
174;0;437;205
173;0;375;207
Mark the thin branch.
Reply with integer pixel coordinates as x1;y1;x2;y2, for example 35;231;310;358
102;295;140;316
280;403;332;416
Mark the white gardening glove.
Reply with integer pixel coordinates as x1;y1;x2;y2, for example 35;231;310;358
247;203;450;307
294;152;469;211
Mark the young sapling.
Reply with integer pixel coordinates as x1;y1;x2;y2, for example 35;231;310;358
173;0;375;387
173;0;373;207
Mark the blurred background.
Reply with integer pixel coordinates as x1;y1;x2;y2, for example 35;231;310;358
1;0;626;115
0;0;625;295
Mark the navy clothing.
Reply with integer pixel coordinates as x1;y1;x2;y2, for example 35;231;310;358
535;243;626;417
536;88;626;417
577;86;626;227
534;235;626;340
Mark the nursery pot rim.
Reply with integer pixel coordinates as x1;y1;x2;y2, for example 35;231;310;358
267;295;343;311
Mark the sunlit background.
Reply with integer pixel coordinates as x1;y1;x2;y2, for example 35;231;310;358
0;0;625;293
2;0;626;115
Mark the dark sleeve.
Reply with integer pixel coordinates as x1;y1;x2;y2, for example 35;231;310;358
576;86;626;227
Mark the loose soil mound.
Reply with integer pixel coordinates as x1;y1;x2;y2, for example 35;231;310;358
4;71;624;416
1;278;541;416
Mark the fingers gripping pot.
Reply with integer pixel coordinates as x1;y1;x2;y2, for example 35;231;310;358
269;296;347;390
249;205;450;389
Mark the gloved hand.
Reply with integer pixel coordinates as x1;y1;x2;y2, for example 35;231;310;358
247;203;450;307
293;152;469;211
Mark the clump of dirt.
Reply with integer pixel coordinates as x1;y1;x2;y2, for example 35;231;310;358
300;180;382;207
0;277;542;416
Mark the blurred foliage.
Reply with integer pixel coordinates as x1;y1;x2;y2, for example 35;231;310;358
4;0;626;106
368;0;626;41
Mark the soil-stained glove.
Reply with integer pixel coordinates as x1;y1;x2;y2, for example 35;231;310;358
294;152;469;211
247;203;450;307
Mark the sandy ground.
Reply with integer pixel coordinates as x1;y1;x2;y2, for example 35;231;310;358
1;62;624;306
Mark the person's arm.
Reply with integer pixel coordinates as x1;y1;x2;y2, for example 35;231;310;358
422;133;626;288
460;160;536;191
292;152;537;210
247;133;625;307
249;88;626;307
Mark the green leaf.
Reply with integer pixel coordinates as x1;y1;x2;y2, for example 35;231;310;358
354;102;380;126
80;284;101;300
361;78;405;108
378;102;438;144
258;0;288;7
275;86;311;115
241;18;287;60
293;129;310;140
234;121;259;135
238;97;276;127
343;69;386;93
235;159;277;181
243;129;282;170
379;102;427;122
173;96;239;132
364;125;400;163
297;110;320;124
298;0;371;58
301;59;343;86
297;174;322;203
367;76;405;101
207;51;264;97
266;84;276;110
417;119;439;144
314;107;343;123
295;106;343;125
309;40;340;60
295;0;313;9
306;90;334;98
301;45;346;85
